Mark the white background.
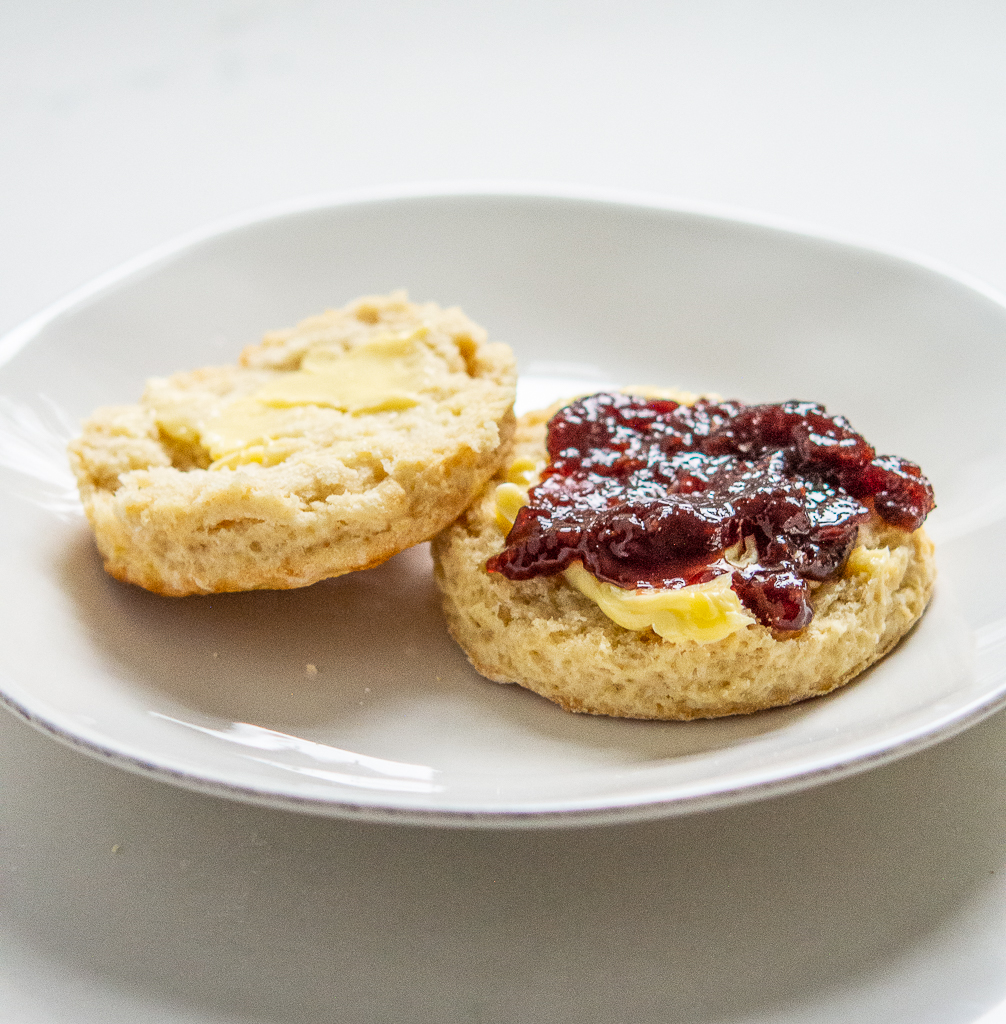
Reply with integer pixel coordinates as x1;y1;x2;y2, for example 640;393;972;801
2;2;1005;1022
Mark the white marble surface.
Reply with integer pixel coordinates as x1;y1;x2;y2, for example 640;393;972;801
2;2;1006;1021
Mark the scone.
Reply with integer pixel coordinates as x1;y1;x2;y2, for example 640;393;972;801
432;392;936;720
69;291;516;595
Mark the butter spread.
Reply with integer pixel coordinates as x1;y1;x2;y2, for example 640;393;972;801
494;464;757;644
564;562;756;643
167;330;431;469
254;332;425;413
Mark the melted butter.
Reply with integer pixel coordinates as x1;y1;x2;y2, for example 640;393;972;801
199;330;428;466
493;461;756;644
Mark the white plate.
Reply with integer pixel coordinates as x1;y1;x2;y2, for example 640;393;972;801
1;185;1004;828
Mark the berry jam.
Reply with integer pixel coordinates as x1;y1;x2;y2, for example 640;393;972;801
487;394;935;632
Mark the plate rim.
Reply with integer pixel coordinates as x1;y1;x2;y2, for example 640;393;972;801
3;181;1005;829
6;178;1006;369
3;673;1006;829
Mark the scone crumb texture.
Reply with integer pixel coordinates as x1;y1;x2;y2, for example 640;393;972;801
432;400;936;720
69;291;516;595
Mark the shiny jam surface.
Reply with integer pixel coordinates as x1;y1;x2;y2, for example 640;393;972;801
486;394;935;632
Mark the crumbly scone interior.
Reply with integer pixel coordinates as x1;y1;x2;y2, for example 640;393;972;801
431;404;936;720
69;291;516;595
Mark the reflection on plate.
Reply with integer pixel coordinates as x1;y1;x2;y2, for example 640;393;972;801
0;186;1004;827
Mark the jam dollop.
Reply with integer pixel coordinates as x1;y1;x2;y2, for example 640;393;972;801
486;394;935;632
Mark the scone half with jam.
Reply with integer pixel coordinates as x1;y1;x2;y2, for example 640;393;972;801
431;390;936;720
69;291;516;595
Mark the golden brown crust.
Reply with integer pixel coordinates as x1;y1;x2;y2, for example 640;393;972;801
69;292;516;595
431;407;936;720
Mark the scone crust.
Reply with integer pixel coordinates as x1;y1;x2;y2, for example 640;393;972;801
431;407;936;720
69;292;516;595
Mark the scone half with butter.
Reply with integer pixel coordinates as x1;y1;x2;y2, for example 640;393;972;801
69;291;516;595
432;390;936;720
